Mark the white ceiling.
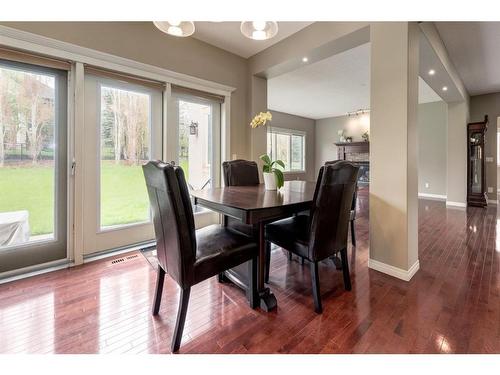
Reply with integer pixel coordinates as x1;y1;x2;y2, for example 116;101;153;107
268;42;442;120
192;22;313;58
435;22;500;96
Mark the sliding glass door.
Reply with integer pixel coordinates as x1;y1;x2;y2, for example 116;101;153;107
0;60;67;273
172;92;221;191
82;73;162;254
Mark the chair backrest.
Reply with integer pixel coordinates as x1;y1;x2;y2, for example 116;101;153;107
308;161;359;261
325;160;359;216
142;161;197;287
222;159;260;186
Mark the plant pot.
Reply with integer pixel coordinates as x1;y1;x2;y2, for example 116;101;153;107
263;172;277;190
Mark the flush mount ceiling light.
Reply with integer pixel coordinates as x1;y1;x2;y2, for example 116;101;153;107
240;21;278;40
153;21;195;37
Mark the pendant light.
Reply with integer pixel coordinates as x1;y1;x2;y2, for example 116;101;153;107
240;21;278;40
153;21;195;37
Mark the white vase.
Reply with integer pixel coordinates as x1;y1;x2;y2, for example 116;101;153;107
263;172;277;190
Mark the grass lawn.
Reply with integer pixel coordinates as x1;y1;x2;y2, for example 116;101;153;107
0;160;191;236
0;165;55;235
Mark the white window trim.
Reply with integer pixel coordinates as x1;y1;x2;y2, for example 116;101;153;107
267;126;307;174
0;25;233;266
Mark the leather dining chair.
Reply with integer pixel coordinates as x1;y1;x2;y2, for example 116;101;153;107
325;160;359;247
221;159;260;238
265;161;359;313
143;161;258;352
222;159;283;284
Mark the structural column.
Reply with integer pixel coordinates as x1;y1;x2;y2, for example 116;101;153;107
249;75;268;180
446;101;468;207
369;22;420;280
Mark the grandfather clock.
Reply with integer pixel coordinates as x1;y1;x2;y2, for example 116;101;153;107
467;115;489;207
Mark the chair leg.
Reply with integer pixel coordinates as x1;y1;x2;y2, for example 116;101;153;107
288;251;292;261
350;220;356;247
171;287;191;353
310;261;322;313
265;241;271;284
300;256;305;265
340;248;352;291
152;265;166;315
247;257;258;309
331;254;342;270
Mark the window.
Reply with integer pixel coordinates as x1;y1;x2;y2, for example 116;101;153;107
267;128;306;172
99;84;152;229
174;93;221;191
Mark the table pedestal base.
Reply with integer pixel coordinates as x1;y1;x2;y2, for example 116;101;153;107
259;287;277;312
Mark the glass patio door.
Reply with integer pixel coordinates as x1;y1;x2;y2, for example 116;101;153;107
82;73;162;255
0;60;67;274
171;92;221;191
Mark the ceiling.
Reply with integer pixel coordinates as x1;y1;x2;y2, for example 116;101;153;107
192;22;313;58
268;42;442;120
435;22;500;96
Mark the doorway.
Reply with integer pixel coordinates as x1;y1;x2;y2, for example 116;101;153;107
0;60;68;273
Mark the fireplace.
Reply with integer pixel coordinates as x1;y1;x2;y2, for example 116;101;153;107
334;141;369;186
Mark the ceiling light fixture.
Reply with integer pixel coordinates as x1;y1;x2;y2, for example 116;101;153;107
153;21;195;37
442;86;448;91
347;109;371;117
240;21;278;40
302;57;309;62
428;69;435;75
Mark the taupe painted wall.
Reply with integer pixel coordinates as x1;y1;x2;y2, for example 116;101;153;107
269;111;315;181
315;114;370;172
2;22;251;161
470;93;500;201
418;101;447;196
369;22;419;271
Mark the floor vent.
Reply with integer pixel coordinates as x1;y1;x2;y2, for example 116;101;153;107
111;254;140;265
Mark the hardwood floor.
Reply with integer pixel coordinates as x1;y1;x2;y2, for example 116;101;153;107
1;189;499;353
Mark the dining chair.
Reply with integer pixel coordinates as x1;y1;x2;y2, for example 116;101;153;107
221;159;260;237
221;159;275;282
143;161;258;352
264;161;359;313
325;160;359;247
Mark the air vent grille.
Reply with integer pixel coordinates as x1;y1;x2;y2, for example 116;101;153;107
110;254;139;265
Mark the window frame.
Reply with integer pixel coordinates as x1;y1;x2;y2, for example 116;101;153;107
267;126;306;174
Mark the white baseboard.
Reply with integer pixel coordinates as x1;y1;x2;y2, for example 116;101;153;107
368;258;420;281
446;200;466;208
418;193;447;200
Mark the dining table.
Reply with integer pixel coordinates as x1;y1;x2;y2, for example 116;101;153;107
191;180;317;311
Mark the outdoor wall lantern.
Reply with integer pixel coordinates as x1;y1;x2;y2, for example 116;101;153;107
189;121;198;136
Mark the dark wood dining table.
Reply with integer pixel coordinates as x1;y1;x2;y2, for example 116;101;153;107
191;180;317;311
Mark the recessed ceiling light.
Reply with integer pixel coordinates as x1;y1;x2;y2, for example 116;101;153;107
428;69;435;75
442;86;448;91
302;57;308;62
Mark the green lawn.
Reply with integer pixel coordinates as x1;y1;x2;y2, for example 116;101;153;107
0;161;191;236
0;165;55;235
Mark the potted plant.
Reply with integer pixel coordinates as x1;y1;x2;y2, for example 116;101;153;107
250;111;286;190
260;154;285;190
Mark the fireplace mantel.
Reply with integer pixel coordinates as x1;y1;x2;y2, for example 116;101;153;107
334;141;369;162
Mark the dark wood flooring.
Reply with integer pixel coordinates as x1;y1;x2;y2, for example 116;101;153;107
1;189;499;353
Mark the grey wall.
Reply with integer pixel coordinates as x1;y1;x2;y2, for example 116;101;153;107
417;101;447;196
2;22;251;161
470;93;500;201
315;113;370;172
269;111;315;181
315;102;447;198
